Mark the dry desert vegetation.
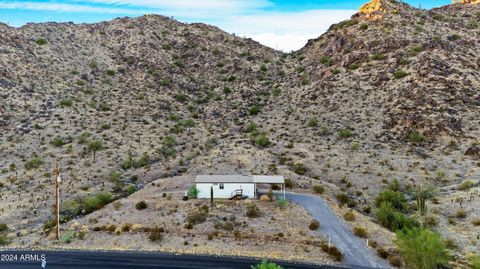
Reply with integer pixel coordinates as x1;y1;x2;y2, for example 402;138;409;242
1;0;480;268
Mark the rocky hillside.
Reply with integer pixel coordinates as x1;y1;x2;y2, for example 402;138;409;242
0;0;479;263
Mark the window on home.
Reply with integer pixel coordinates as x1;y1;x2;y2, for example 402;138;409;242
219;183;224;189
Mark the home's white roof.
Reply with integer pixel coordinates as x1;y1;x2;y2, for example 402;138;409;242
195;175;252;183
253;175;284;184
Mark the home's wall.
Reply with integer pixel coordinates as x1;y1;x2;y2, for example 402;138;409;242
196;183;255;198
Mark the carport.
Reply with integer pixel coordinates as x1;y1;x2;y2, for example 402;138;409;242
253;175;285;200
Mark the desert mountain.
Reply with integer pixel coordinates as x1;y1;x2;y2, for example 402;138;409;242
0;0;479;263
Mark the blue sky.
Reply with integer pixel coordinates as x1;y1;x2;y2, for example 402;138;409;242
0;0;452;51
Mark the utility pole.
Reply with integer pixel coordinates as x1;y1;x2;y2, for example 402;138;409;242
55;160;59;240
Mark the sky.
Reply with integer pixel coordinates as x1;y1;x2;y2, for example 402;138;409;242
0;0;452;51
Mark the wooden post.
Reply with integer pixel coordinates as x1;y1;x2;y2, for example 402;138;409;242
55;160;59;240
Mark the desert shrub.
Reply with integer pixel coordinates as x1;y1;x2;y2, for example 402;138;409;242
359;23;368;30
62;231;75;243
393;69;409;79
126;184;137;195
52;137;65;147
255;134;271;148
292;163;307;175
375;203;419;231
82;191;112;214
277;199;288;208
313;185;325;194
246;122;257;133
457;179;475;191
388;255;403;267
149;226;165;242
470;254;480;269
0;224;8;233
284;178;293;188
186;211;207;224
246;204;260;218
353;226;368;238
449;34;461;41
251;260;283;269
249;105;261;115
326;246;343;261
105;69;115;76
472;218;480;226
335;192;350;205
338;128;353;138
25;156;43;170
35;38;47;45
307;118;318;127
77;132;91;144
410;46;423;56
455;209;467;218
135;201;148;210
377;247;390;259
0;235;10;246
122;223;132;232
395;227;451;269
308;219;320;230
375;189;408;212
344;210;356;221
61;199;81;217
409;131;424;143
371;53;385;60
187;186;199;199
60;99;73;107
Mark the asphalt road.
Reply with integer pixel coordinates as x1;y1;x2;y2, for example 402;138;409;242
0;250;356;269
280;191;390;269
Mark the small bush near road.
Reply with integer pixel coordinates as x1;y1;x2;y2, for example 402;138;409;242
395;227;450;269
308;219;320;230
313;185;325;194
353;226;368;238
251;260;283;269
344;210;356;221
149;226;165;242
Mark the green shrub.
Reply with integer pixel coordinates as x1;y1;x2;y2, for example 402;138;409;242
470;254;480;269
393;69;409;79
450;34;461;41
251;260;283;269
0;235;10;246
308;219;320;230
135;200;148;210
395;228;451;269
409;131;424;143
338;128;353;138
25;156;43;170
249;105;261;115
277;199;288;208
313;185;325;194
62;231;75;244
457;179;475;191
307;118;319;127
246;122;257;133
432;14;445;21
371;54;385;60
375;203;419;231
336;192;350;205
60;99;73;107
187;186;199;199
326;245;343;261
35;38;48;45
410;46;423;56
52;137;65;147
292;163;307;175
255;134;271;148
105;69;116;76
359;23;368;30
61;199;81;217
246;204;260;218
375;189;408;212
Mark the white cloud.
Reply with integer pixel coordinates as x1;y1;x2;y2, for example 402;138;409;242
0;1;148;14
219;9;356;51
84;0;270;10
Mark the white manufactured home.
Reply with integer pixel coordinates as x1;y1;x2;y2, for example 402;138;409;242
195;175;285;199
